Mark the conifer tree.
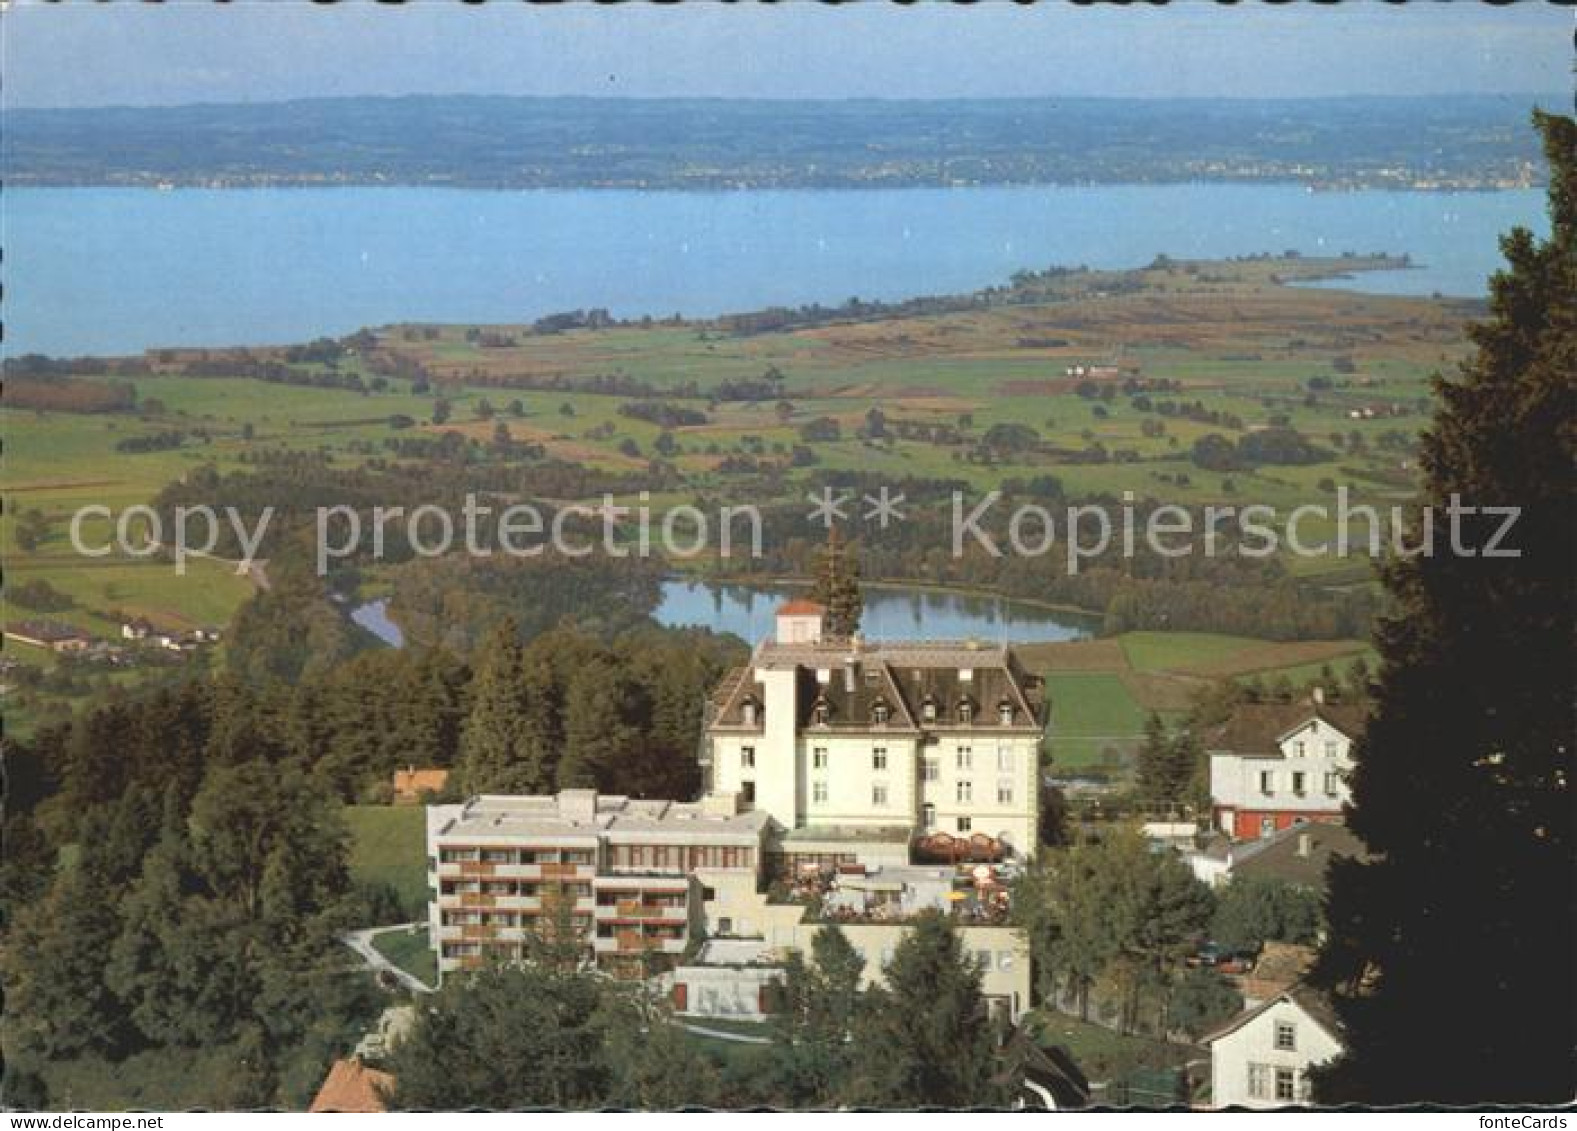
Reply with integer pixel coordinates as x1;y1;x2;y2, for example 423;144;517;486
455;617;541;793
809;526;863;639
842;912;1003;1108
1312;113;1575;1105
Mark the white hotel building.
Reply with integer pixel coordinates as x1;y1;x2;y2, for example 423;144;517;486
425;601;1050;1020
704;600;1047;867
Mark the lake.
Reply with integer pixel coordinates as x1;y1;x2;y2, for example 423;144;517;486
6;184;1545;357
351;579;1098;649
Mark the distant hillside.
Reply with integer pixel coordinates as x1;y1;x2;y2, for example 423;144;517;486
3;94;1557;190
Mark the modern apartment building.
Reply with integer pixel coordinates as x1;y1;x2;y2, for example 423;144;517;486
427;790;770;976
704;602;1048;865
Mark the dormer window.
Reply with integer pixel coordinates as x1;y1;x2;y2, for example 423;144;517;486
872;699;891;726
922;697;938;723
741;698;759;726
957;701;974;725
998;701;1015;725
813;698;831;727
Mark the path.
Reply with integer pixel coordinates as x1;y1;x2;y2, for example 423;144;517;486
341;923;436;995
676;1021;771;1045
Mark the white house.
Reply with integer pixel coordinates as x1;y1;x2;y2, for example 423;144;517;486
1203;985;1344;1108
1208;692;1364;840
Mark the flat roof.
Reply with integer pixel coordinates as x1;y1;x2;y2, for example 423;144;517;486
430;791;769;844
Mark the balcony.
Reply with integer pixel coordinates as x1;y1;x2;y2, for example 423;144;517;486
594;900;687;924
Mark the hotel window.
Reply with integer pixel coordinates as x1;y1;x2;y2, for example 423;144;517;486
1291;771;1306;796
1274;1068;1296;1103
813;781;828;803
956;816;973;833
872;746;888;771
1247;1063;1271;1100
922;756;940;782
956;746;973;771
741;781;756;805
1294;741;1306;757
957;780;973;803
921;803;936;830
1260;770;1275;795
997;780;1014;804
872;784;889;807
1324;740;1338;758
997;745;1014;772
741;746;756;769
1324;771;1340;796
813;746;828;770
1274;1021;1297;1051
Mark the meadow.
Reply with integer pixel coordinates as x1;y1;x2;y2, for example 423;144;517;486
4;254;1445;730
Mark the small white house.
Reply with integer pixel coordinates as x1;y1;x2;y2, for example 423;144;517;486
1203;986;1344;1109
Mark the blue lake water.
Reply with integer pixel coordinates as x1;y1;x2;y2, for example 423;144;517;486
352;579;1098;649
5;184;1545;357
654;580;1096;645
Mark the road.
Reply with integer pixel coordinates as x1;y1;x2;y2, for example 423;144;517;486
341;923;436;995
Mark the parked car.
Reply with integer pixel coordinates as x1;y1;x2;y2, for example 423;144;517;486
1188;942;1255;973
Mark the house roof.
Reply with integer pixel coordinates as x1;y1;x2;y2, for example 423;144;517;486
308;1058;394;1113
1228;822;1372;889
1207;699;1367;758
393;767;450;797
710;640;1046;735
1199;983;1343;1048
1238;941;1317;1003
776;599;827;616
5;620;92;643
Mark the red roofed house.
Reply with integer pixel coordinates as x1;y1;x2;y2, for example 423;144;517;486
1207;691;1365;841
774;599;826;645
308;1057;394;1113
393;766;450;806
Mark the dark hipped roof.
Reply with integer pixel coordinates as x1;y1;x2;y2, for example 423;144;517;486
1229;821;1372;889
1207;699;1368;758
709;642;1045;734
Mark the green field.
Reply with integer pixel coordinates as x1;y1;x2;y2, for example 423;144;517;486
345;805;428;919
1043;672;1150;771
1119;631;1268;673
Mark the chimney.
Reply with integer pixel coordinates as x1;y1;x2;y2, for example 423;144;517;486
843;658;858;693
1296;831;1312;858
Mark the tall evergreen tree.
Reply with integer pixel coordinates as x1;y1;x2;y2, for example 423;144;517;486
455;618;541;793
765;926;866;1106
842;912;1003;1108
1312;113;1575;1105
809;526;864;640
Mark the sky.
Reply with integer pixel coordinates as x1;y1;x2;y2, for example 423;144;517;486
3;1;1571;109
